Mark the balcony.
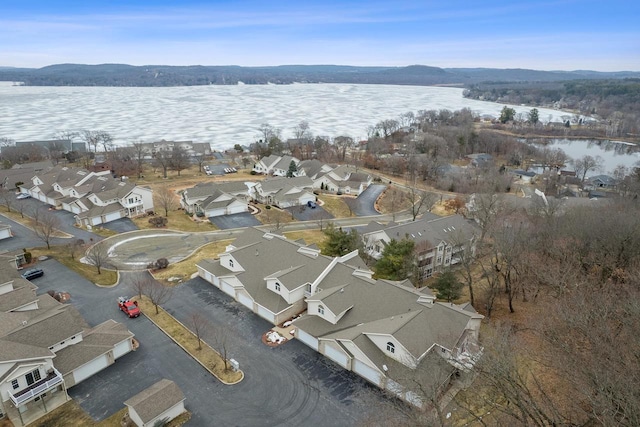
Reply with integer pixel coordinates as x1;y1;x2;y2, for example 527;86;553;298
10;368;64;406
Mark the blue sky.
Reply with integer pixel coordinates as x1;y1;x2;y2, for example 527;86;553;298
1;0;638;71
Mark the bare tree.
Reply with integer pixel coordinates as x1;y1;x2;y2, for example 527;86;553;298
33;210;61;250
334;135;353;162
146;280;173;314
130;274;153;298
189;312;210;350
193;152;206;174
153;186;177;217
131;141;148;178
573;154;604;182
408;185;438;221
170;146;189;177
81;130;101;153
211;323;231;371
85;242;110;274
293;120;311;141
0;187;13;212
14;199;28;218
64;238;85;260
153;150;172;179
97;131;114;152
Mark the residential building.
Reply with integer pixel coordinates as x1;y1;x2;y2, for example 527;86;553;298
180;181;250;218
124;379;185;427
309;164;372;195
197;228;483;408
588;174;617;189
248;176;315;208
0;263;135;426
252;155;303;177
361;214;478;280
18;166;153;227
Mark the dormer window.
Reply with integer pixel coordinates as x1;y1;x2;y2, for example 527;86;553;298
275;282;280;291
318;305;325;315
387;342;395;353
11;379;19;389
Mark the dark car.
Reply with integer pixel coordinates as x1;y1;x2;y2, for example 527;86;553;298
21;268;44;280
307;200;317;208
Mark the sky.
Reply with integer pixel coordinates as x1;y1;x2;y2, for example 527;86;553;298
1;0;638;71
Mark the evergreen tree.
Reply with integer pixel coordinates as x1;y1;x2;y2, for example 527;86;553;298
433;270;463;302
499;106;516;123
374;238;415;281
322;224;360;256
287;160;298;177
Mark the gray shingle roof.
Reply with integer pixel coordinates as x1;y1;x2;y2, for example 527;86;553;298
4;305;89;348
125;379;185;424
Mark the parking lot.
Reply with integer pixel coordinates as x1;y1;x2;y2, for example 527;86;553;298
285;204;334;221
30;261;382;426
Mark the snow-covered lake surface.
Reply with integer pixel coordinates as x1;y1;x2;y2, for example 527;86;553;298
0;82;574;150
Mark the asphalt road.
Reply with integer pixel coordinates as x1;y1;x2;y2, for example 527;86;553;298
352;185;385;216
31;261;383;426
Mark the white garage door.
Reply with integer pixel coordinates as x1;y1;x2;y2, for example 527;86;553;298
220;281;235;297
73;354;109;385
353;359;382;386
227;203;247;215
71;205;81;214
206;208;225;217
296;329;318;351
104;211;122;223
324;342;349;368
113;340;131;359
237;292;253;310
256;305;275;323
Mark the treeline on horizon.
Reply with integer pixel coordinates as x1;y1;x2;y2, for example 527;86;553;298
1;63;639;87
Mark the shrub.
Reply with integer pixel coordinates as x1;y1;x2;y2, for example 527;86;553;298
250;170;257;175
265;205;271;209
149;216;168;227
24;251;32;264
155;258;169;269
336;191;343;195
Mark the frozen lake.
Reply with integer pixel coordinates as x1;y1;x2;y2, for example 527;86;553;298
0;82;574;149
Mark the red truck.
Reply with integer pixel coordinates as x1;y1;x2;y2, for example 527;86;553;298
117;297;140;318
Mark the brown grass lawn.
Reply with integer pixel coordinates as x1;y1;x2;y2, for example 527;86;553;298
30;400;190;427
283;230;327;247
152;239;232;283
30;246;118;287
135;296;243;384
131;209;218;232
376;186;413;215
318;194;353;218
255;205;295;226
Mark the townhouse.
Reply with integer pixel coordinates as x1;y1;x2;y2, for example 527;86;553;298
0;264;134;426
197;228;482;407
361;214;478;280
19;166;153;227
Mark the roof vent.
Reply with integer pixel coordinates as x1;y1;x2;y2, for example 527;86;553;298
255;250;259;256
22;320;28;326
340;288;344;293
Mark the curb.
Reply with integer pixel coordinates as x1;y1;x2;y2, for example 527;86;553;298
140;305;244;386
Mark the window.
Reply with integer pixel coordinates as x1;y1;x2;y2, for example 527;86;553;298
229;259;234;268
34;369;41;381
275;282;280;291
386;342;395;353
318;305;325;315
11;379;19;390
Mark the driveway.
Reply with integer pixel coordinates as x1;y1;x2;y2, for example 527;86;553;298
353;184;386;216
0;214;71;252
162;275;384;426
32;261;383;426
101;217;138;233
285;205;334;221
209;212;261;229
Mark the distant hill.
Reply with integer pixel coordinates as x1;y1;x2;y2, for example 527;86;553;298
0;63;638;87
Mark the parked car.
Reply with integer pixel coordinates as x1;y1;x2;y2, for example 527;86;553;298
117;296;140;318
307;201;317;208
16;193;31;199
21;268;44;280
